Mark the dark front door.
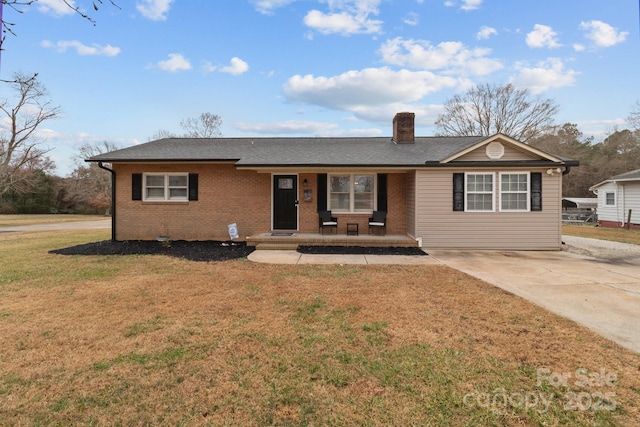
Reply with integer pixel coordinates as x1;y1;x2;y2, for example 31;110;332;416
273;175;298;230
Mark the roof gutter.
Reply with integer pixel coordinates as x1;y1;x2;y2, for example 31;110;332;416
98;162;116;241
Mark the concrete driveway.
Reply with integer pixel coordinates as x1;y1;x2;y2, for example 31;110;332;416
430;236;640;354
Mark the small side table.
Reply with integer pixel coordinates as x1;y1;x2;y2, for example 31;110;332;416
347;223;359;236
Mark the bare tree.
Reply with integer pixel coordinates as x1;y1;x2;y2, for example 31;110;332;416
151;112;223;140
63;141;118;214
1;1;120;49
434;83;559;142
180;112;223;138
627;100;640;131
0;72;60;197
150;129;178;140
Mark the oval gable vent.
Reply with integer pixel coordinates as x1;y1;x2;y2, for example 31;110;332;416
485;141;505;159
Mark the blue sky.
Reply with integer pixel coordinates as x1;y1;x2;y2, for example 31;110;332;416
1;0;638;175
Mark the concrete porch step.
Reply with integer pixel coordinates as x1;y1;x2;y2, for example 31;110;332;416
255;243;300;251
247;233;419;248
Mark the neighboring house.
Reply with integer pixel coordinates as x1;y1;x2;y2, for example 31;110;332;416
87;112;578;250
589;169;640;230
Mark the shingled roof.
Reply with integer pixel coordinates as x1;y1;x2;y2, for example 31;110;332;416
609;168;640;181
87;135;514;167
590;168;640;190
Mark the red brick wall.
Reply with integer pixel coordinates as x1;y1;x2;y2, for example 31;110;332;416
298;172;407;235
113;163;271;240
112;165;408;240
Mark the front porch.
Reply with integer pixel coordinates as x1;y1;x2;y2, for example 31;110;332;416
246;232;420;250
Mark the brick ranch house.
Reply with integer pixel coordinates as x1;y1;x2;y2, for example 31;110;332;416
87;112;578;250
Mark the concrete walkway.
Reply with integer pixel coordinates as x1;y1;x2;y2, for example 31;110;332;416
249;237;640;354
248;250;440;265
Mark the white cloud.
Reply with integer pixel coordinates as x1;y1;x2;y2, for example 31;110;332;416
303;0;383;36
41;40;121;56
378;37;503;76
220;57;250;75
511;58;579;94
403;12;420;26
580;20;628;47
444;0;482;10
155;53;192;72
203;57;249;75
136;0;174;21
36;0;76;16
283;67;458;110
251;0;297;15
526;24;561;48
461;0;483;11
304;10;382;35
476;26;497;40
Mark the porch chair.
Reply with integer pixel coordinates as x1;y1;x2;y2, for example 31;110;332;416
318;210;338;235
368;211;387;235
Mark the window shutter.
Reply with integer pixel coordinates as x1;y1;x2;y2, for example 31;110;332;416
188;173;198;201
317;174;327;212
377;173;388;212
531;172;542;211
132;173;142;201
453;173;464;211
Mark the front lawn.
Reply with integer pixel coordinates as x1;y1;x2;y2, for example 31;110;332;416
1;230;639;425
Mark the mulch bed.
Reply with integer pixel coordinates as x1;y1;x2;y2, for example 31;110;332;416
50;241;427;262
49;240;255;262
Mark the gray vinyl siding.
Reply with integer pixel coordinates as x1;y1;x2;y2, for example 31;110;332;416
414;168;562;250
406;171;416;238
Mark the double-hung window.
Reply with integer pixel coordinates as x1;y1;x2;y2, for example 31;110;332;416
329;174;375;212
605;192;616;206
144;173;188;201
500;172;529;211
465;173;494;211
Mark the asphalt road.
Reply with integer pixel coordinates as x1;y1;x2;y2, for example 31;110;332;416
0;219;111;233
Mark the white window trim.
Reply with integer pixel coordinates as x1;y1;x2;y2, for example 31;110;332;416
143;173;189;202
464;172;495;212
604;191;616;207
499;172;531;212
328;173;377;213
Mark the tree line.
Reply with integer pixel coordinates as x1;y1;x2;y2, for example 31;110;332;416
1;74;638;214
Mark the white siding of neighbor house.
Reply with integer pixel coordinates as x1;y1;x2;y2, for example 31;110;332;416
597;181;640;225
414;168;562;250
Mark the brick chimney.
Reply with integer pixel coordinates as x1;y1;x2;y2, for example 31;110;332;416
393;112;415;144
